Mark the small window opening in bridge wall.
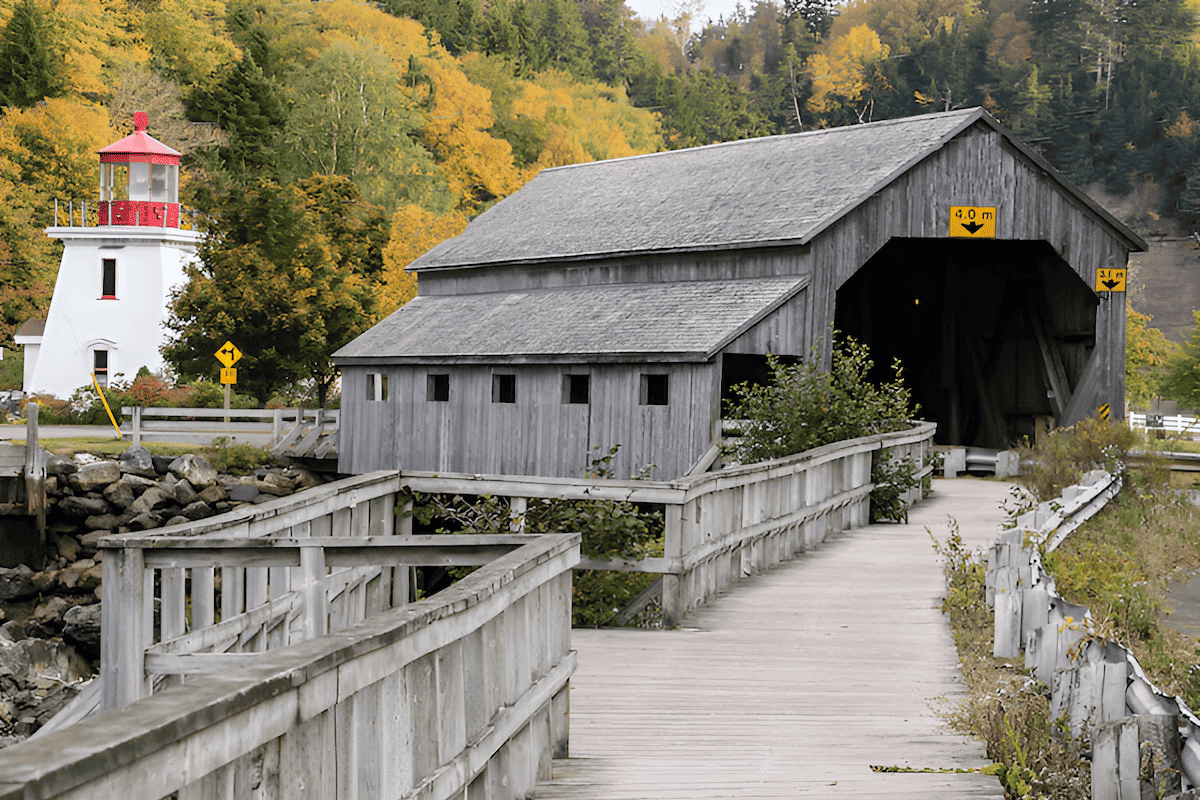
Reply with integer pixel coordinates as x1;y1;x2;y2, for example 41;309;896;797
427;373;449;401
640;374;668;406
367;372;388;402
563;374;590;404
492;374;516;404
101;258;116;298
93;349;109;387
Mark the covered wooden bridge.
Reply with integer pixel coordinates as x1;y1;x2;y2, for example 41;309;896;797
336;107;1144;480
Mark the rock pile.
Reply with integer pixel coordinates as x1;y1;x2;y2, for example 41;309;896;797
0;444;328;747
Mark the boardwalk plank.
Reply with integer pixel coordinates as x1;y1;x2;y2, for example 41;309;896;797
532;478;1009;799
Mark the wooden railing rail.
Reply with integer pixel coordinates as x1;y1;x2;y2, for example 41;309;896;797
403;421;936;626
0;533;579;800
120;405;339;447
98;470;407;710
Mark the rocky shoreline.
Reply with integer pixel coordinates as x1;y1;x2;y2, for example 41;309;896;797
0;444;327;748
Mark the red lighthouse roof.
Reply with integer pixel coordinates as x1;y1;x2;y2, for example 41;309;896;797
98;112;181;164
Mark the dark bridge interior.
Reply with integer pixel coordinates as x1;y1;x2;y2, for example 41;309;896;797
834;238;1098;449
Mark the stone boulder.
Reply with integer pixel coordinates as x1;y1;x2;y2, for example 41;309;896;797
0;566;35;602
168;455;217;489
83;514;119;531
70;461;121;492
118;445;157;479
198;484;226;504
44;455;78;477
150;454;174;475
228;483;259;503
181;501;215;521
54;535;80;562
130;486;173;516
172;479;198;506
103;474;159;509
59;496;109;519
62;604;101;658
32;597;71;629
0;637;91;689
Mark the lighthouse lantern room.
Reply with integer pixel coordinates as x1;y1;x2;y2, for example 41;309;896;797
98;111;182;227
19;112;201;399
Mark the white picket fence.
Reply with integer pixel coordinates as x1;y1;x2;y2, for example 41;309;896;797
1129;412;1200;437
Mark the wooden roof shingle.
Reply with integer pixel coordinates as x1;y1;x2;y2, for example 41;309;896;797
334;278;807;364
411;108;1143;271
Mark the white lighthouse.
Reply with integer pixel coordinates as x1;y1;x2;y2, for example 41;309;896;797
19;111;201;398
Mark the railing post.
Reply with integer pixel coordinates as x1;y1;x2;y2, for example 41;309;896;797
395;491;413;607
132;406;142;447
273;409;283;446
509;496;527;533
662;502;684;627
101;546;147;710
301;545;327;639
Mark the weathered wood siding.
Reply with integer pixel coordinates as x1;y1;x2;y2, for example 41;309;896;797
807;124;1129;411
721;287;811;357
342;362;720;480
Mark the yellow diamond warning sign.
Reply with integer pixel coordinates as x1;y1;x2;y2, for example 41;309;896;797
1095;268;1126;293
220;368;237;385
949;206;996;238
215;341;242;368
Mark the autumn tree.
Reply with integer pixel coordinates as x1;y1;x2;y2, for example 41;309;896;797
1158;310;1200;409
165;179;381;405
1126;304;1178;407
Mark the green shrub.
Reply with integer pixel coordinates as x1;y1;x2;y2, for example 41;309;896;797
410;445;664;627
206;436;277;475
723;334;917;464
1016;418;1144;502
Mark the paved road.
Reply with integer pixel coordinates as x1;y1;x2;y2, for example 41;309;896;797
532;478;1010;800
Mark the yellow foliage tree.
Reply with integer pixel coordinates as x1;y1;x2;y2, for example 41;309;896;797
0;98;113;201
139;0;237;85
1127;303;1179;407
378;204;469;314
804;24;889;122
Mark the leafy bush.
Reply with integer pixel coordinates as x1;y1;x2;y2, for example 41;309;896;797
206;436;277;475
411;445;664;626
0;347;23;391
1016;418;1144;502
723;334;916;464
870;448;919;523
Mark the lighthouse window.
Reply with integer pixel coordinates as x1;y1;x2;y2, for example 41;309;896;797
129;162;149;200
101;259;116;298
150;163;169;202
93;350;109;387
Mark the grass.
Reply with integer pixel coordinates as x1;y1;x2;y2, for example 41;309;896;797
4;434;278;474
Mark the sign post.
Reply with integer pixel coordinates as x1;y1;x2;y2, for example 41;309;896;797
214;341;242;424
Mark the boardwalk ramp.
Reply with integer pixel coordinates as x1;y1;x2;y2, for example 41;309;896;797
532;478;1009;799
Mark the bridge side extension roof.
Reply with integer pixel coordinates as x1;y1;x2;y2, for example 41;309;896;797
411;108;1144;272
334;278;807;364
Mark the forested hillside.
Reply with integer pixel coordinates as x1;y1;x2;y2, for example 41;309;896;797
1;0;1198;399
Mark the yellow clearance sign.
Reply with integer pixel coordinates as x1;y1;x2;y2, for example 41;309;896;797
1095;268;1126;293
949;206;996;238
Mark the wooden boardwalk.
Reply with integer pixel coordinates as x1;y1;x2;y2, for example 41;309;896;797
532;478;1010;799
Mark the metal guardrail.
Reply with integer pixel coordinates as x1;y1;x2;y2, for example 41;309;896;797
987;471;1200;798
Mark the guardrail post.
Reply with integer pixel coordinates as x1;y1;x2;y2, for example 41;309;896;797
24;403;45;557
101;546;148;710
131;406;142;446
273;409;283;446
662;502;684;627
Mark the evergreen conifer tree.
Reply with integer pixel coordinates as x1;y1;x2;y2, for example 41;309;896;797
0;0;66;107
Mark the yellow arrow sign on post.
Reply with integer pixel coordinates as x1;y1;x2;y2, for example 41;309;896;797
215;341;242;423
215;341;242;369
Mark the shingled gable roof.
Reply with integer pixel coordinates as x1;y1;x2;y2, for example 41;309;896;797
410;108;1144;272
334;278;807;364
